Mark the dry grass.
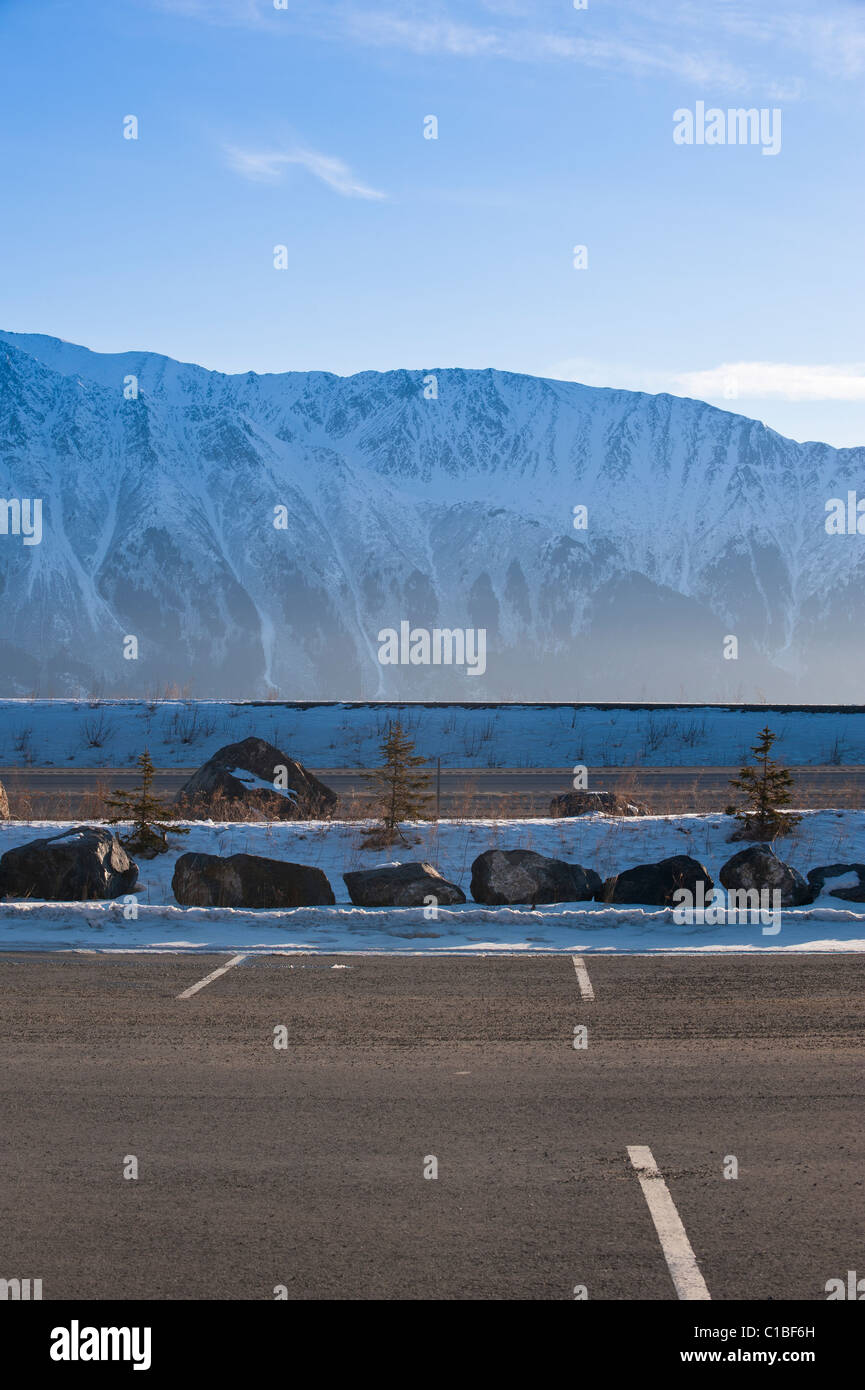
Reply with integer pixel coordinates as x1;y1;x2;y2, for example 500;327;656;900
5;780;116;822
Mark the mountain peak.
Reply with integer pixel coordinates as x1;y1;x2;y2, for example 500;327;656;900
0;332;860;700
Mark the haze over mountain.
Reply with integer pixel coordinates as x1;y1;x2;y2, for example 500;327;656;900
0;331;862;702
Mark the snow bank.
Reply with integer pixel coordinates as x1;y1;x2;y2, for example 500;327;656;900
1;810;864;953
1;700;864;769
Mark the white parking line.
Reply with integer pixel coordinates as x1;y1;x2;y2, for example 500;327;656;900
571;955;595;1000
627;1145;711;1300
176;954;249;1000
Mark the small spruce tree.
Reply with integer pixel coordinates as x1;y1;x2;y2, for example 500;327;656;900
728;726;799;839
106;749;189;857
362;719;431;846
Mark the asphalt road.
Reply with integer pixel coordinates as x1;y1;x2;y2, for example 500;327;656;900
1;952;863;1300
3;764;864;814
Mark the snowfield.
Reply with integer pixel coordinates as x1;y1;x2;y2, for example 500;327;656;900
1;699;865;769
2;810;864;954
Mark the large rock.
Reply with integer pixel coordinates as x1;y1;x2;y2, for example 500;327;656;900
806;862;865;902
719;844;814;906
172;851;335;908
344;862;466;907
176;737;337;819
602;855;712;905
470;849;601;905
0;779;9;820
550;790;648;817
0;826;138;900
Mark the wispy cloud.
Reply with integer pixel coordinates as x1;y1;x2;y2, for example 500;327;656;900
155;0;267;21
225;143;387;200
548;357;865;403
684;0;865;81
338;8;748;87
678;362;865;403
155;0;865;92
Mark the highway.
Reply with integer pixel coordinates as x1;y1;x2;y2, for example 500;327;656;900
1;764;863;815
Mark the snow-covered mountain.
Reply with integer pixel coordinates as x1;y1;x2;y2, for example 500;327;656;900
1;330;863;701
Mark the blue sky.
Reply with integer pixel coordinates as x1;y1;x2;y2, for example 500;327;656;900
1;0;864;445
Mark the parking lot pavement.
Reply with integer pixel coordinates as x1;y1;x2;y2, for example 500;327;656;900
0;952;862;1299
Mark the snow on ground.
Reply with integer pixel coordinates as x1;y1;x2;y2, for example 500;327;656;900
1;700;864;769
2;811;864;954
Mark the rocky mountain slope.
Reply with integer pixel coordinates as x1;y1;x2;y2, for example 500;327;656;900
1;330;862;700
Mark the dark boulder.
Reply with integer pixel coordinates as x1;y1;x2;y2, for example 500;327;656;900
0;826;138;901
806;862;865;902
719;844;814;906
172;851;335;908
602;854;713;906
343;862;466;907
470;849;601;905
176;737;337;819
550;790;648;817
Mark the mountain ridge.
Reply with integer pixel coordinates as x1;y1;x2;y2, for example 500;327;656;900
1;331;862;701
